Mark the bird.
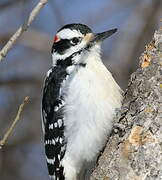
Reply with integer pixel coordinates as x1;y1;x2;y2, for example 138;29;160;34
42;23;123;180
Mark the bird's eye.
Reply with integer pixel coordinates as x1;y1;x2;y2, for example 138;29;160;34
70;37;81;45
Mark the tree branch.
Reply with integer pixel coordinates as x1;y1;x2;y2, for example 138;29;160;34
0;96;29;149
0;0;48;62
91;28;162;179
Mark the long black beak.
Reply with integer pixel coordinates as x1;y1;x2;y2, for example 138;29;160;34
91;28;117;43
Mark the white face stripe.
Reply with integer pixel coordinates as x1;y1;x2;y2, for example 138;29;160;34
57;29;83;40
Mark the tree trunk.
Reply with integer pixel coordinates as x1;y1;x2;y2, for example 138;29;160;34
91;28;162;180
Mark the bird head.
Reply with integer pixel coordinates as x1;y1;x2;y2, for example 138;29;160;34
51;23;117;65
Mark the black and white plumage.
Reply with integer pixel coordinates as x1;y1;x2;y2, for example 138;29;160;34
42;23;123;180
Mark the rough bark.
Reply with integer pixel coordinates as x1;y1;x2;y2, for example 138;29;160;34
91;28;162;180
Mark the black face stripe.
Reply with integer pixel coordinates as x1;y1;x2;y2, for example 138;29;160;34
79;63;86;67
51;39;71;54
51;37;82;55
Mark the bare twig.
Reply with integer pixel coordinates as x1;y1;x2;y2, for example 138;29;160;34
0;0;48;61
0;96;29;149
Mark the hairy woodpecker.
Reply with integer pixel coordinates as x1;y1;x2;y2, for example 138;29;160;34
42;23;123;180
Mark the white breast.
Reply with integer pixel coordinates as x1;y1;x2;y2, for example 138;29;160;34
62;46;123;166
61;46;123;179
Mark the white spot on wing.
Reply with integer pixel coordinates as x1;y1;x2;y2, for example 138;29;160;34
59;137;63;144
55;137;59;142
52;139;55;145
45;139;56;145
54;106;59;112
49;124;54;129
54;122;57;128
61;100;65;106
57;119;63;128
46;157;55;164
61;146;65;152
58;154;60;160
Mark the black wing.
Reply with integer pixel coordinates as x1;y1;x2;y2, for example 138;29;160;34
42;64;70;180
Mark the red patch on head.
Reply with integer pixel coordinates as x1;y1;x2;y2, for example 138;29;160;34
54;35;59;42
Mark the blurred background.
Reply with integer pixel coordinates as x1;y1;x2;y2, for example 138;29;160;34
0;0;161;179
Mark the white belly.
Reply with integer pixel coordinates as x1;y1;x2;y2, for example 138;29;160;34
63;58;122;168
